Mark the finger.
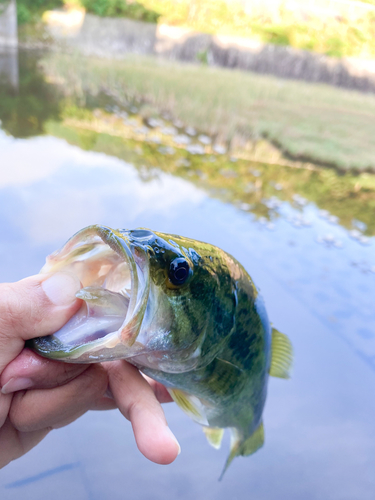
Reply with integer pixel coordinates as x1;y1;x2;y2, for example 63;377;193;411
106;361;180;465
1;349;88;394
90;375;173;410
9;365;108;432
142;375;173;404
90;397;118;411
0;273;82;372
0;418;50;469
0;392;12;427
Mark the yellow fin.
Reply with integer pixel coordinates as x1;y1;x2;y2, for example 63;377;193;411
269;328;293;379
203;427;224;449
241;422;264;456
168;388;208;425
220;422;264;480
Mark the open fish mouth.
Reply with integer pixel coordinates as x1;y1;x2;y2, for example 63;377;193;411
32;226;150;362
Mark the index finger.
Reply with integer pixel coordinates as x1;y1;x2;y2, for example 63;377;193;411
105;360;180;465
0;273;82;373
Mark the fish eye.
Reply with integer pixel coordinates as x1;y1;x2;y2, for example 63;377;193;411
168;258;191;286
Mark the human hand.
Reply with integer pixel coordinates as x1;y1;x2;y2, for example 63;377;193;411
0;273;179;469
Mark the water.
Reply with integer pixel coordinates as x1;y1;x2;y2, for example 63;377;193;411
0;51;375;500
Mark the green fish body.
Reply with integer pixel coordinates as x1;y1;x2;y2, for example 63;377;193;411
31;226;292;476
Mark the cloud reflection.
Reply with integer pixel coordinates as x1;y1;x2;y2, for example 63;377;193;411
0;132;206;245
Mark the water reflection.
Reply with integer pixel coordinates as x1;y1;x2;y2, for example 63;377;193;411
0;48;18;89
0;51;61;137
1;51;375;500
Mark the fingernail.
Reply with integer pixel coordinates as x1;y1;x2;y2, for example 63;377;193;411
165;426;181;455
1;377;34;394
42;272;81;307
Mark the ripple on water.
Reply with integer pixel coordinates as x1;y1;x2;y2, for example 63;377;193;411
316;234;344;248
349;230;371;246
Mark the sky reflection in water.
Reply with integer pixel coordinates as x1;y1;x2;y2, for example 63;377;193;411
0;128;375;500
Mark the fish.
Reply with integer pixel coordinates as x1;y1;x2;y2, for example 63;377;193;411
31;225;292;478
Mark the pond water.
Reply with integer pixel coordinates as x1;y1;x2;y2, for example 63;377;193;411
0;50;375;500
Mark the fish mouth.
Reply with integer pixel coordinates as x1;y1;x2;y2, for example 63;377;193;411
32;225;150;362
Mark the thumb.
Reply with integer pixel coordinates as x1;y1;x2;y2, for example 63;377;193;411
0;273;82;373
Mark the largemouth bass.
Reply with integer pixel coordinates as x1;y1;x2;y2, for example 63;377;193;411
31;225;292;477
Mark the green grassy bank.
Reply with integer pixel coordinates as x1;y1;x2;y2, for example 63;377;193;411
41;52;375;173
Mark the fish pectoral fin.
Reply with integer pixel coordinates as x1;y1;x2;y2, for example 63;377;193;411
220;422;264;481
203;427;225;450
168;388;209;425
269;328;293;379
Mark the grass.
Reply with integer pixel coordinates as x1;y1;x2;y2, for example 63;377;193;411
41;52;375;172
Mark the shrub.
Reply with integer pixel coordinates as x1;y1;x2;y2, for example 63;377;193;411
80;0;160;23
0;0;65;25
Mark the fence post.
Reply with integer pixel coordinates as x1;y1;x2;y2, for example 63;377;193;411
0;1;18;90
0;0;18;48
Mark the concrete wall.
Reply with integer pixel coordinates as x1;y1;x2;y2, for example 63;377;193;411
0;0;17;48
50;14;375;94
207;35;375;94
156;26;375;93
71;15;157;56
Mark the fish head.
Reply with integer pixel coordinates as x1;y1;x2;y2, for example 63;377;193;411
31;226;239;373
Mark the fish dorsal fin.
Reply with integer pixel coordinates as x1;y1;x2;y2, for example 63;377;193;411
220;422;264;480
203;427;225;449
269;328;293;379
168;388;209;425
